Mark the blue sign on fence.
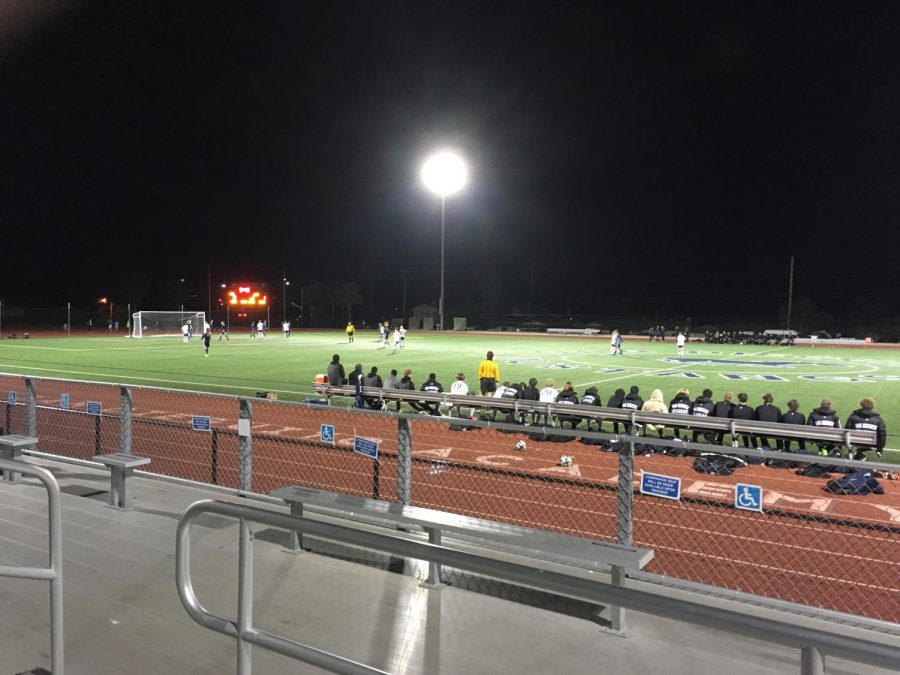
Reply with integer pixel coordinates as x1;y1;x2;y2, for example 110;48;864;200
353;436;379;459
60;393;70;410
192;416;212;432
640;472;682;501
7;391;16;404
320;424;335;444
86;401;102;416
735;483;763;513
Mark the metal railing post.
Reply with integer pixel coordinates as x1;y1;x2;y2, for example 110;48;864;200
801;646;825;675
120;386;133;456
237;516;254;674
0;459;65;674
609;439;635;633
25;377;37;444
238;399;252;492
210;428;219;485
397;417;412;506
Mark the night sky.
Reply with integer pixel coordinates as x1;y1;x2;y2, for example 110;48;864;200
2;1;899;326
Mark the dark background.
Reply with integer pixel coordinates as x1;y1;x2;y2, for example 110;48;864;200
1;1;898;330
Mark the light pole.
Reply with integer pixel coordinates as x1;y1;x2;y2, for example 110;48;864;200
421;150;467;332
282;271;290;324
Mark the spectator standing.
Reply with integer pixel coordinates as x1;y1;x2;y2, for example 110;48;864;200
754;393;782;448
780;399;806;451
641;389;668;438
477;351;500;396
845;398;887;460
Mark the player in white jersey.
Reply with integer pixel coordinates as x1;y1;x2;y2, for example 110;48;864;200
676;331;686;356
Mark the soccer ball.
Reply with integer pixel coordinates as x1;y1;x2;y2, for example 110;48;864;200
515;440;527;452
559;455;573;467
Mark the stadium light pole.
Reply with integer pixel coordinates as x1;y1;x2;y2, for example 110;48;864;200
421;150;467;332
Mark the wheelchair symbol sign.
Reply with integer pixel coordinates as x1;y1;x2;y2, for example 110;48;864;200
735;483;763;512
320;424;335;444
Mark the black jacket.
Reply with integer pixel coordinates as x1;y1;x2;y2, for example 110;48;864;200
807;407;840;430
580;389;601;407
754;403;781;424
557;389;579;405
712;400;733;418
363;372;383;388
398;376;415;391
420;378;443;394
520;385;539;401
669;394;692;416
691;396;715;418
730;403;754;421
606;391;624;409
621;393;644;412
780;410;806;426
845;409;886;452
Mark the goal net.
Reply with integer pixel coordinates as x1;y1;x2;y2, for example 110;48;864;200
131;311;206;338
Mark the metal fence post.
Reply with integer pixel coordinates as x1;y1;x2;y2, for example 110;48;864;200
238;398;252;492
801;646;825;675
608;439;635;633
210;428;219;485
120;385;133;456
25;377;37;443
397;417;412;506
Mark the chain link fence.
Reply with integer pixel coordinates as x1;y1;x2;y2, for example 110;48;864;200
1;373;897;623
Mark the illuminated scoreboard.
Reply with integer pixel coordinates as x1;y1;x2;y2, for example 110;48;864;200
227;284;267;307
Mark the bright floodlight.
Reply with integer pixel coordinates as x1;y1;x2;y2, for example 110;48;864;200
420;151;467;197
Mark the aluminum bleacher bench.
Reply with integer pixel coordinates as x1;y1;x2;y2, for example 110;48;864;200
94;453;151;510
271;485;652;630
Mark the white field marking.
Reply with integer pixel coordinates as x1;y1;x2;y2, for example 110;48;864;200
0;364;317;397
413;448;453;458
641;542;900;592
536;464;583;477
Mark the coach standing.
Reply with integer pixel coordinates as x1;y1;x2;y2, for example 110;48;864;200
477;351;500;396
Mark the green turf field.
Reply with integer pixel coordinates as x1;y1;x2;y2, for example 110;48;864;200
0;330;896;455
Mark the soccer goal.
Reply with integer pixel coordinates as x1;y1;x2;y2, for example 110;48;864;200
131;311;206;338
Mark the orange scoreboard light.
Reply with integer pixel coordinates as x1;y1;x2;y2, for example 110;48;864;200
227;284;268;307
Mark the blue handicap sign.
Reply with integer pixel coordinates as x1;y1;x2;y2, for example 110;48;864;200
735;483;763;512
7;391;16;404
60;393;70;410
320;424;335;444
86;401;102;416
192;415;212;432
640;472;682;501
353;436;379;459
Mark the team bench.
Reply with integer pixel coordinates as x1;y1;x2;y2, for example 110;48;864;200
270;486;653;630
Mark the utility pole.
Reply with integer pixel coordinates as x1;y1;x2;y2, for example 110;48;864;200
787;255;795;333
400;271;409;324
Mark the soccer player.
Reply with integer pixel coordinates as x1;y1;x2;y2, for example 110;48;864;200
676;331;686;356
780;399;806;452
620;386;643;433
399;324;406;348
690;389;715;442
256;320;266;339
378;322;386;344
391;327;401;352
754;393;781;449
419;373;444;415
202;330;211;357
807;398;841;455
182;323;190;344
282;320;291;339
610;329;623;356
346;322;355;343
668;388;692;439
845;397;886;460
641;389;669;438
730;393;755;448
536;378;558;426
218;320;229;341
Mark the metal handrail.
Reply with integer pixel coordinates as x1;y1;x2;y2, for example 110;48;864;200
313;384;878;447
176;498;900;675
0;458;65;674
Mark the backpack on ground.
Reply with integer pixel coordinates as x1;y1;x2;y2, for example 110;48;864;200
824;471;885;495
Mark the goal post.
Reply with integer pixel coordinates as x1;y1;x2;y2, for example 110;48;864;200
131;311;206;338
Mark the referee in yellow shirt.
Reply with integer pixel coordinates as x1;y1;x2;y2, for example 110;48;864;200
477;351;500;396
